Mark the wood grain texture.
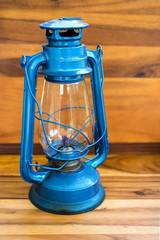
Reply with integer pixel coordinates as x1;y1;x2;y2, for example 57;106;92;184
0;74;160;143
2;143;160;155
0;154;159;239
0;155;159;200
0;1;160;239
0;236;158;240
0;225;158;235
1;1;160;46
1;175;160;199
0;199;159;225
1;0;160;147
2;44;160;78
0;154;160;176
0;235;158;240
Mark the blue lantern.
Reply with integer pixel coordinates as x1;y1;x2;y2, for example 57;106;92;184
20;17;109;214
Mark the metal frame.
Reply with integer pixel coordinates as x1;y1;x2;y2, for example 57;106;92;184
20;18;109;214
20;46;109;184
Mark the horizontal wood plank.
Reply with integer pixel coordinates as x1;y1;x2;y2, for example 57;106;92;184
1;5;160;46
2;44;160;78
0;224;158;235
0;154;160;176
1;2;160;147
0;234;158;240
0;0;160;15
0;44;160;145
0;175;159;199
0;199;159;226
1;143;160;155
0;76;160;143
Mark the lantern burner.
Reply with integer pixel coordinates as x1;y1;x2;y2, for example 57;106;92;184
52;159;81;172
60;146;74;152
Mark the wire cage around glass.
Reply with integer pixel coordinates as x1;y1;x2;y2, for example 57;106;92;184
36;75;94;161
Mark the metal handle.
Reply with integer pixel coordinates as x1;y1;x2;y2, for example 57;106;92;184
86;46;109;168
20;52;49;184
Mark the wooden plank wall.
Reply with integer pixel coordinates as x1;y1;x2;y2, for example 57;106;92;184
0;0;160;152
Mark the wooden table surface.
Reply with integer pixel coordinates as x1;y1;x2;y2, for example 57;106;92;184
0;154;159;240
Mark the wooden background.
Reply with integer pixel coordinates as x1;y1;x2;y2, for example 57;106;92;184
1;0;160;153
0;154;159;239
0;2;160;239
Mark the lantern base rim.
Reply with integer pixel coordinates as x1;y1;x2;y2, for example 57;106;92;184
29;162;105;214
29;181;105;215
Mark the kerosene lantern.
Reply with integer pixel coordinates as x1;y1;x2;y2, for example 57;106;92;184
20;17;109;214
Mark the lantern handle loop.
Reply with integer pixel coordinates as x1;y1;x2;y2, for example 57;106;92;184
20;52;50;184
86;47;109;168
96;45;104;88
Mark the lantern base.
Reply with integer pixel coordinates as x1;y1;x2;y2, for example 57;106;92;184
29;162;105;214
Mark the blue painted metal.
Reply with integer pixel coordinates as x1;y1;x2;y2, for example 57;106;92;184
39;17;88;30
20;53;50;184
39;17;88;47
38;44;92;75
20;17;109;214
29;161;105;214
86;46;109;168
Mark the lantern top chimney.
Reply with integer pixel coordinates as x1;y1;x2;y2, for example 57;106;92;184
39;17;89;30
39;17;88;47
